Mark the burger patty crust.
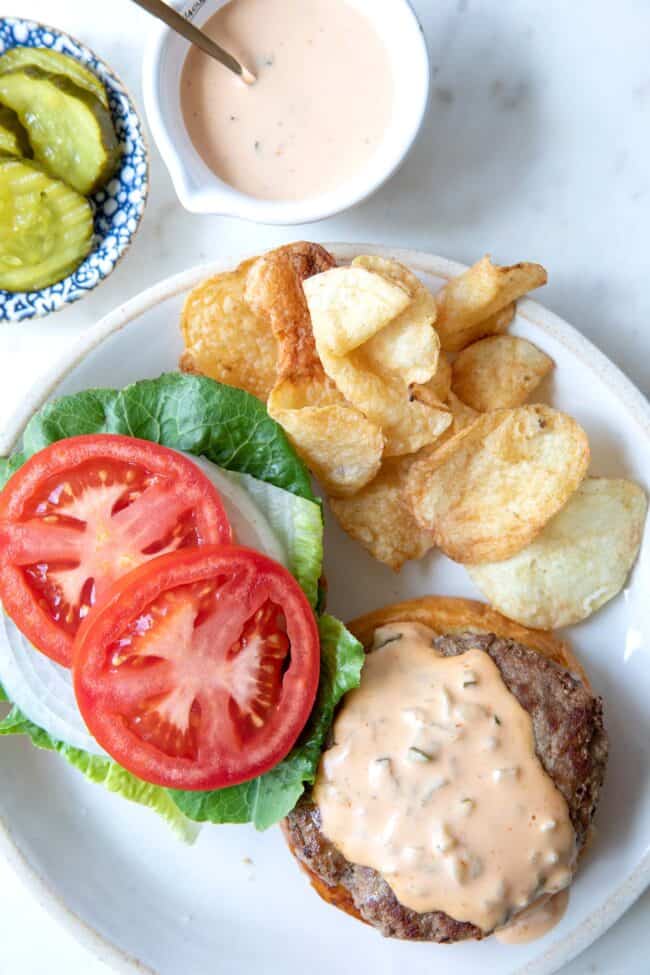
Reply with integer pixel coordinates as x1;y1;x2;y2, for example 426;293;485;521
284;632;608;942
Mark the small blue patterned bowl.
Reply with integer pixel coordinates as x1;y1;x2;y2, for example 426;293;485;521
0;18;149;323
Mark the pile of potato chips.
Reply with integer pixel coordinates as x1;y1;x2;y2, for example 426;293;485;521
180;242;647;632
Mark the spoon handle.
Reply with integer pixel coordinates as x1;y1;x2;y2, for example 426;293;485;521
131;0;247;79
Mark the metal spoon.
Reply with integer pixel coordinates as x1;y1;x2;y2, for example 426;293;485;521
131;0;255;83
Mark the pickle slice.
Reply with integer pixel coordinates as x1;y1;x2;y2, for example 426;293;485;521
0;105;31;157
0;158;93;292
0;46;109;109
0;67;120;195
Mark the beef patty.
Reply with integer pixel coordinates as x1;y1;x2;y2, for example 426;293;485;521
284;632;608;942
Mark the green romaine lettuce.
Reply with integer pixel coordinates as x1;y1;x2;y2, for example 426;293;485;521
0;696;199;843
226;470;323;607
20;373;314;500
0;374;363;835
0;453;24;490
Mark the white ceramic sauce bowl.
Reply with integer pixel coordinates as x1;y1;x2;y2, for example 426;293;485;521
142;0;429;224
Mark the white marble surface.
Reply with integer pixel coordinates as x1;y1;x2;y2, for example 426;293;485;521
0;0;648;972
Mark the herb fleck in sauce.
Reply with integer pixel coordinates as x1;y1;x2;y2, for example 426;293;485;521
180;0;393;201
313;623;576;933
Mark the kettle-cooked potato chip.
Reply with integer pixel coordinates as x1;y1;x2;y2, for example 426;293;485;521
306;262;449;456
352;256;440;385
435;256;545;352
181;242;336;404
180;258;278;401
452;335;554;411
303;266;411;356
329;459;435;569
412;354;452;405
315;342;452;456
405;405;590;563
352;254;427;293
431;392;479;448
275;240;338;281
246;243;339;410
409;390;478;457
468;478;647;627
246;244;383;496
383;403;452;457
363;319;439;387
468;302;516;342
272;403;384;497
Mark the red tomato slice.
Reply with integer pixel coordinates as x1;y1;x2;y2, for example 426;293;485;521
0;435;231;666
73;545;320;790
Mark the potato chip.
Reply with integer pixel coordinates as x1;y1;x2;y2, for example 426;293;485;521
405;405;590;563
352;256;440;385
271;403;383;497
468;478;647;628
364;319;439;386
329;459;435;569
416;302;515;364
246;244;339;410
408;391;477;457
433;392;479;447
315;342;452;456
452;335;554;411
303;266;411;356
245;243;382;495
180;258;277;401
435;255;545;352
306;268;449;456
275;240;338;281
412;354;452;405
467;302;515;341
267;378;340;411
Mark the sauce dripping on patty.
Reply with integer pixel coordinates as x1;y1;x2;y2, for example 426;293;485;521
496;889;569;944
313;623;576;933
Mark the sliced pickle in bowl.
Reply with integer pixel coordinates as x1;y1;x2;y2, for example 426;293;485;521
0;158;93;292
0;46;109;109
0;105;31;158
0;67;120;195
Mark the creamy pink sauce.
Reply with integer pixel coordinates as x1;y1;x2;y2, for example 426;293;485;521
496;889;569;944
180;0;394;200
314;623;577;934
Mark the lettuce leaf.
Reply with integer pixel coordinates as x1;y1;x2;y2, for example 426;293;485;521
0;694;199;843
170;614;364;830
21;373;314;500
0;374;360;835
0;453;25;491
228;470;323;608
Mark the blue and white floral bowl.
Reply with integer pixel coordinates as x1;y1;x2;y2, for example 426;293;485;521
0;18;149;323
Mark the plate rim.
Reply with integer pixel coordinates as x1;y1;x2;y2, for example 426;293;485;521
1;243;649;975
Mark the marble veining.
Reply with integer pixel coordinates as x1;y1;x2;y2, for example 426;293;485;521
0;1;649;970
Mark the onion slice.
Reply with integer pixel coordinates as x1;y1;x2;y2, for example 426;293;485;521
0;454;308;754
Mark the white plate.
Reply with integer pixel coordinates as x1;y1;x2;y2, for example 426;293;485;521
1;245;649;975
